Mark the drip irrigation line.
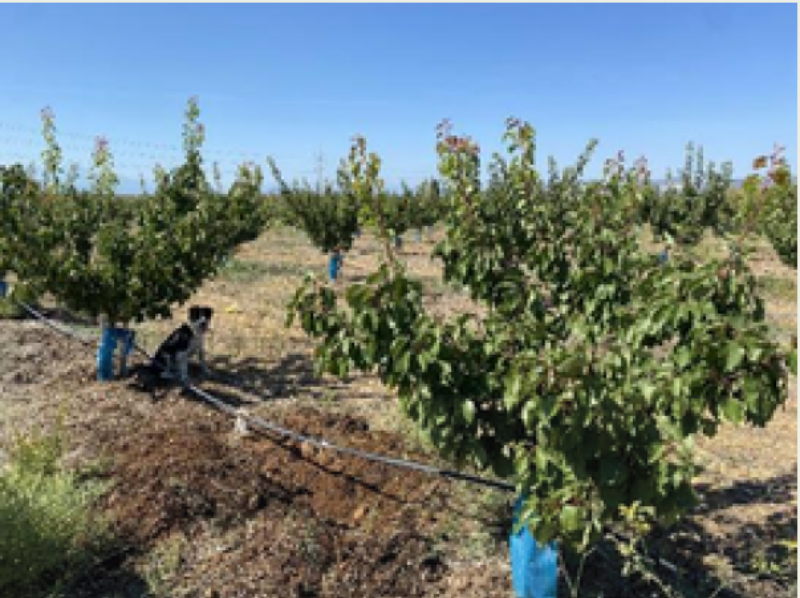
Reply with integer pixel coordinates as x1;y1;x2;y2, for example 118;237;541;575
193;381;516;492
14;299;516;494
15;302;96;348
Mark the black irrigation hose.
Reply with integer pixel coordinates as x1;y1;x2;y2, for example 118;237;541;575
15;299;516;494
192;381;516;493
15;302;96;348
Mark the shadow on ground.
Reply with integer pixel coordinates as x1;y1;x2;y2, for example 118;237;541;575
203;352;379;404
560;470;797;598
28;543;151;598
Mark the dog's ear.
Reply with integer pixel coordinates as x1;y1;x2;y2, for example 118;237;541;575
203;307;214;320
189;306;201;321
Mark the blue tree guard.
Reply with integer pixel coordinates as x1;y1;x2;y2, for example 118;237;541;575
395;235;403;249
97;327;117;381
415;229;422;243
658;248;669;264
0;280;7;298
510;495;559;598
97;326;136;381
329;252;343;282
118;328;136;377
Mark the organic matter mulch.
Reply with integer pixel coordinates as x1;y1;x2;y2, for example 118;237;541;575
91;395;456;597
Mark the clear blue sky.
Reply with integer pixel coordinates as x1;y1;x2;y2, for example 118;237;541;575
0;3;796;192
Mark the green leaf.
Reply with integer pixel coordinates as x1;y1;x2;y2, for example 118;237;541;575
560;505;582;533
724;342;746;371
522;401;536;431
462;400;476;424
720;398;745;424
504;372;523;410
396;352;410;376
641;383;657;402
675;348;691;369
535;445;548;473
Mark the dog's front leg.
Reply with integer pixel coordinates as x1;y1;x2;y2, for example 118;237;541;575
198;339;208;376
159;356;175;380
178;353;190;383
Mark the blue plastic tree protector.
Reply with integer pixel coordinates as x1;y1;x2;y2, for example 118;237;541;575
0;280;7;298
395;235;403;249
329;252;343;282
117;328;136;376
98;327;136;380
416;229;422;243
510;495;559;598
97;326;117;381
659;248;669;264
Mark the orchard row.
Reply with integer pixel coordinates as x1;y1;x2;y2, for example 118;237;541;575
0;100;795;553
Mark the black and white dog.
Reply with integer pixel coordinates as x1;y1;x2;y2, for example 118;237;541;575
151;306;214;382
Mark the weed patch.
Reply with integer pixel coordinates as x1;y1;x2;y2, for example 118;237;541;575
0;425;112;596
